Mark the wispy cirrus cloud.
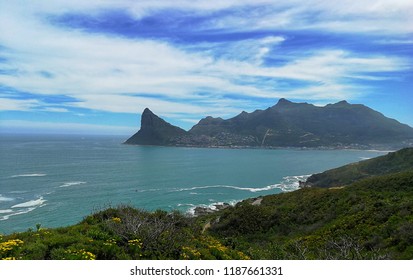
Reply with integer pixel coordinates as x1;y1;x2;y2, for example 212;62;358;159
0;0;412;133
0;98;41;111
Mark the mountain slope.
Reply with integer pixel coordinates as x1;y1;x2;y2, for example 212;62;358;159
304;148;413;188
125;99;413;148
124;108;188;145
189;98;413;147
209;170;413;259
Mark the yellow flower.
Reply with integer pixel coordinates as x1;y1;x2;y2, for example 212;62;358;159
103;238;117;246
2;257;16;260
237;251;251;260
111;217;121;223
64;249;96;260
128;239;143;247
0;239;24;252
181;246;201;259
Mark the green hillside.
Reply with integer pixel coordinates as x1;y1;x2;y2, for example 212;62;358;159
305;148;413;188
209;171;413;259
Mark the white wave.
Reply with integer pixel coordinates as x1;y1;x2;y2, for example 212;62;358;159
276;174;312;192
174;181;304;193
186;200;239;216
0;207;36;221
0;209;13;214
359;157;371;160
174;175;311;196
181;175;311;216
57;181;86;188
366;150;393;153
11;197;46;208
174;184;282;193
11;173;46;178
135;188;162;193
177;203;195;207
0;195;14;202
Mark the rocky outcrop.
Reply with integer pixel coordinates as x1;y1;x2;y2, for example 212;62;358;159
124;108;188;145
194;203;231;216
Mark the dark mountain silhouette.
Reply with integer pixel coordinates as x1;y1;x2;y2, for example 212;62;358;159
124;108;187;145
125;99;413;148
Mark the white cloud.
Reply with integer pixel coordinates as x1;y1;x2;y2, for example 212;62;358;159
203;0;413;34
0;119;135;135
0;98;40;111
41;107;70;113
0;0;411;121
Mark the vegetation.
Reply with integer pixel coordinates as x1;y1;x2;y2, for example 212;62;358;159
1;149;413;260
209;171;413;259
0;207;248;260
306;147;413;188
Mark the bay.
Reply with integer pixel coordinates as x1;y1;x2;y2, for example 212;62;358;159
0;134;386;234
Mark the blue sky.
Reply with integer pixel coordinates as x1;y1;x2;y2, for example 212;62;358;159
1;0;412;135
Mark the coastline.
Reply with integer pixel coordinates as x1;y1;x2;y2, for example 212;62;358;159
123;141;403;152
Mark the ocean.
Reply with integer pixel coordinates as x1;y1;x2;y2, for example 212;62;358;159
0;134;386;234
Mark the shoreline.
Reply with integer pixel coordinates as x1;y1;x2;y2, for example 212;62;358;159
123;142;403;152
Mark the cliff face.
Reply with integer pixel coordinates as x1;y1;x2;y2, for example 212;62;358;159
125;99;413;148
124;108;187;145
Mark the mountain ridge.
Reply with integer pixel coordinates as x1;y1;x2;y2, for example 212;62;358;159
125;99;413;149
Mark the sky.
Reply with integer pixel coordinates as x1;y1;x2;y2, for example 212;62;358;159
0;0;412;135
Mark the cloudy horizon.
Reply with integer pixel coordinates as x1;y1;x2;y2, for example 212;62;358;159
1;0;412;135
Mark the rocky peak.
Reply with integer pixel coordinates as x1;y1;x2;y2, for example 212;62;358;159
197;116;224;125
140;108;166;129
125;108;187;145
326;100;351;108
275;98;293;107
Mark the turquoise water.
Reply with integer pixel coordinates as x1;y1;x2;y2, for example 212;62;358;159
0;134;386;234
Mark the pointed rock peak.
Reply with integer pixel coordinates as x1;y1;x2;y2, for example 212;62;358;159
140;108;165;129
276;98;293;106
142;108;155;115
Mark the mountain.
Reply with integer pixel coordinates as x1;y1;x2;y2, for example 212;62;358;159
124;108;187;145
304;147;413;188
125;99;413;148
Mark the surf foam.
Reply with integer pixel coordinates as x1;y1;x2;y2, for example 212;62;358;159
174;175;310;194
57;181;86;188
11;197;46;208
0;195;14;202
0;207;37;221
11;173;47;178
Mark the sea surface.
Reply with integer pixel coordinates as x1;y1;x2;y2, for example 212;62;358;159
0;134;386;234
